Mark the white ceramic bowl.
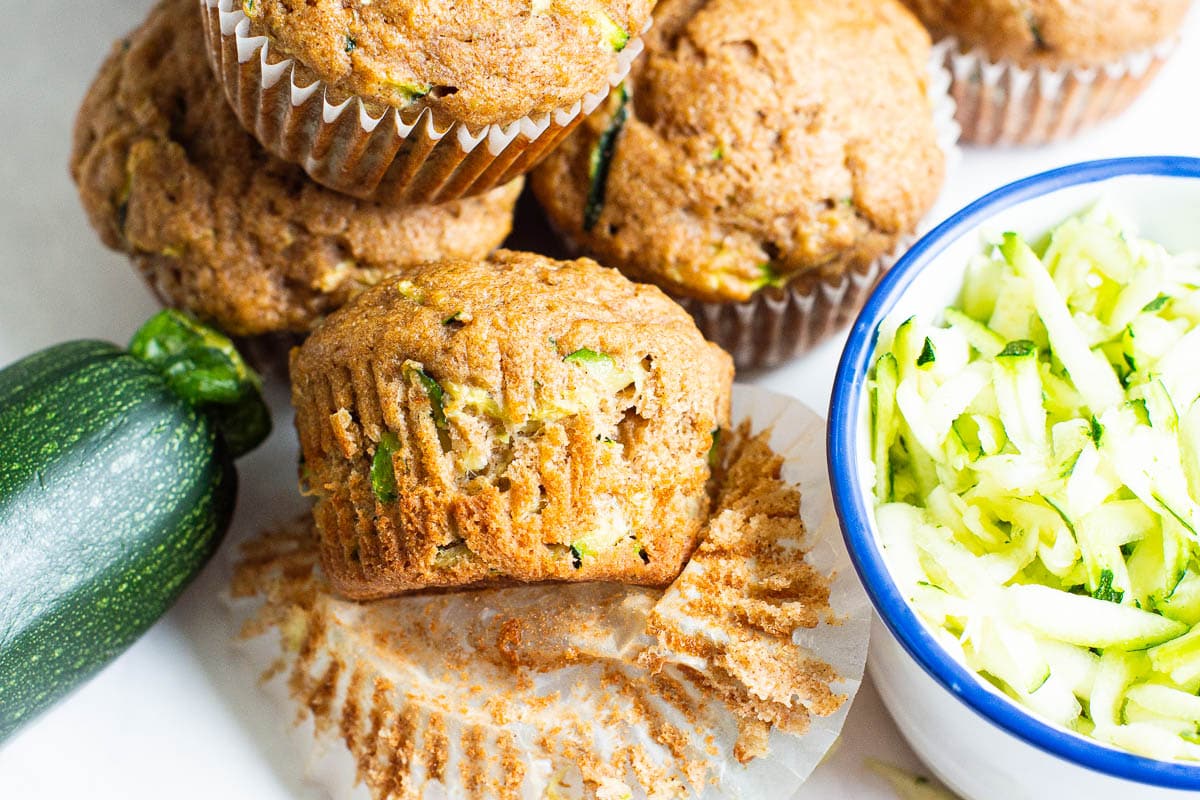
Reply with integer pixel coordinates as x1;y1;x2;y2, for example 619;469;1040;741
828;157;1200;800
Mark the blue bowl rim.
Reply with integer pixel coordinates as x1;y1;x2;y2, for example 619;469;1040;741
828;155;1200;789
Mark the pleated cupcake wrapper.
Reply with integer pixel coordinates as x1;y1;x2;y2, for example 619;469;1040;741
679;57;962;371
200;0;648;205
937;35;1178;146
677;236;916;370
225;386;871;800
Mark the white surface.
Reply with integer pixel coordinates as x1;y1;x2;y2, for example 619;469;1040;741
0;0;1198;797
848;172;1200;800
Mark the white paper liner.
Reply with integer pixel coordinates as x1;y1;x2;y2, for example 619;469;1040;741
677;52;962;370
936;35;1179;145
225;385;870;799
200;0;649;205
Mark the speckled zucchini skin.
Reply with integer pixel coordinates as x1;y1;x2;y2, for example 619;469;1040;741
0;340;235;739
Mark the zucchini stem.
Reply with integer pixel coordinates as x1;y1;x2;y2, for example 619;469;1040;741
128;310;271;458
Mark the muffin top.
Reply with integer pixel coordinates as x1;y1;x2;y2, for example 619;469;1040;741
238;0;655;128
295;249;731;426
71;0;521;337
902;0;1191;66
531;0;945;303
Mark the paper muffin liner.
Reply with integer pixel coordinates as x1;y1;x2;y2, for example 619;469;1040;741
677;58;962;371
225;385;871;800
676;236;913;371
200;0;648;206
937;35;1178;146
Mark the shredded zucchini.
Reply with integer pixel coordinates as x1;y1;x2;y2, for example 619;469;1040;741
583;85;629;232
871;206;1200;760
371;433;401;503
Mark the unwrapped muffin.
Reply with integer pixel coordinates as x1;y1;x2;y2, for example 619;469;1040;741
228;406;869;798
199;0;655;204
902;0;1193;144
290;250;733;599
71;0;521;338
532;0;948;368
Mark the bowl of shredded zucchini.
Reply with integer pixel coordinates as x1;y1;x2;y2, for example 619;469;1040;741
830;157;1200;799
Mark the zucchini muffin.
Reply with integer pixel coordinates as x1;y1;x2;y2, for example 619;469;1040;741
902;0;1193;143
290;250;733;599
71;0;521;337
228;421;858;798
200;0;655;204
531;0;946;367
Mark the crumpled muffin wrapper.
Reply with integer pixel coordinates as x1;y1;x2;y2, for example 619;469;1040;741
937;35;1178;146
677;57;961;371
225;385;871;799
199;0;648;206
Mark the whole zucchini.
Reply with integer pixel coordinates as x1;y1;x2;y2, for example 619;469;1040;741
0;311;270;740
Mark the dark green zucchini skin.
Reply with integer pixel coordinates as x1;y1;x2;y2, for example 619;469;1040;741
0;340;236;740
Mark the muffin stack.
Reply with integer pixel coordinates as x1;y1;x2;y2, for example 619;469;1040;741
73;0;1191;595
70;0;520;340
67;0;950;610
72;0;1192;372
71;0;654;348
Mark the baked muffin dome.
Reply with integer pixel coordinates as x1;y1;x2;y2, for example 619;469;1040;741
290;250;733;599
71;0;521;337
901;0;1191;66
237;0;655;128
531;0;944;304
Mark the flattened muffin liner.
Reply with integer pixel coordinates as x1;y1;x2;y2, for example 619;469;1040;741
937;35;1178;146
200;0;648;205
678;59;962;371
225;385;871;799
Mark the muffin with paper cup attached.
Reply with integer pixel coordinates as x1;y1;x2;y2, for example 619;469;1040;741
199;0;654;205
531;0;951;369
72;0;521;340
290;250;733;600
902;0;1193;144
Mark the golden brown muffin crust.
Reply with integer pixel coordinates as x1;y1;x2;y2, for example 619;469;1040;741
902;0;1191;66
531;0;945;303
239;0;656;128
70;0;521;337
291;251;734;598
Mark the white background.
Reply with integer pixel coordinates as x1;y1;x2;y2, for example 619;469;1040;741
0;1;1198;796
